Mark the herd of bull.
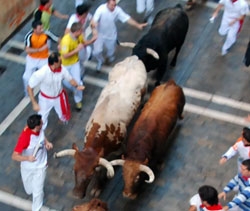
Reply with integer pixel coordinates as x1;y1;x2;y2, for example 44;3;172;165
54;4;189;210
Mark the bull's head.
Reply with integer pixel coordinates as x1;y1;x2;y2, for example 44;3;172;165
54;143;114;198
119;42;159;60
72;198;108;211
110;159;154;199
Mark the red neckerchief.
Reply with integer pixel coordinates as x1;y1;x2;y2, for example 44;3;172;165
242;175;250;181
200;204;223;210
232;0;238;3
49;65;62;73
76;14;86;25
39;5;51;13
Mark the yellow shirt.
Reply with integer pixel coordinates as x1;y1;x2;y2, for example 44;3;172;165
60;33;84;66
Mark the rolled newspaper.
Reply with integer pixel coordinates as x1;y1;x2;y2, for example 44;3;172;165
32;143;40;157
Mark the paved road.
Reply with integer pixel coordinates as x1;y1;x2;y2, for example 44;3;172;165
0;0;250;210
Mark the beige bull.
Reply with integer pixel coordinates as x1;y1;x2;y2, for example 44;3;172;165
54;56;149;198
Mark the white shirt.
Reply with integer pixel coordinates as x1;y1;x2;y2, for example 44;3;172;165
28;64;73;97
190;194;202;211
93;3;130;40
66;13;93;34
189;194;223;211
222;137;250;162
20;130;47;169
219;0;249;25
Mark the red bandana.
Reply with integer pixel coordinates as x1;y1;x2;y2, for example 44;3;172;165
49;65;62;73
200;204;223;210
242;175;250;181
38;5;51;13
77;14;86;25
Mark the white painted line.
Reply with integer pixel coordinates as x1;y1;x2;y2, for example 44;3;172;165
85;75;107;88
0;87;39;136
0;190;57;211
6;40;25;49
0;51;26;64
184;103;247;126
183;87;250;112
84;60;112;74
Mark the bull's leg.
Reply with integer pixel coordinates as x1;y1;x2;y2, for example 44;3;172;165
170;46;181;67
155;61;167;86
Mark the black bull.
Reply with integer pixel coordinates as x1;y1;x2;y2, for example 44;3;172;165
132;4;189;86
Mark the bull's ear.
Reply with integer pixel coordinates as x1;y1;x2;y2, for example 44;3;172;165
143;158;149;165
72;143;79;151
99;148;104;157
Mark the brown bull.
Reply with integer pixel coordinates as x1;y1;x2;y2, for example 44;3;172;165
54;56;147;198
111;79;185;199
72;198;108;211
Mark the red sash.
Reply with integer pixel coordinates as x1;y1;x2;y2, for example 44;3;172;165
40;89;71;121
238;19;244;34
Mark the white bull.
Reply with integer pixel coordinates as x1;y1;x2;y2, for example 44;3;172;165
54;55;148;198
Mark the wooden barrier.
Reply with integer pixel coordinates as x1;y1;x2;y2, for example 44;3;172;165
0;0;38;47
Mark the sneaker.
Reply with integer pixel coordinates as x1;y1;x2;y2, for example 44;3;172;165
96;61;102;72
75;102;82;111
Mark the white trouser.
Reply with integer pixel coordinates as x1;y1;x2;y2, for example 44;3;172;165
136;0;154;15
21;166;47;211
63;62;83;103
78;46;91;77
23;55;47;96
93;36;116;64
38;93;64;130
219;20;240;53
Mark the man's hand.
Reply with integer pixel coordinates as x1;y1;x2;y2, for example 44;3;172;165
218;192;227;200
76;43;85;52
76;85;85;91
138;22;148;30
45;141;53;150
27;155;36;162
32;102;40;112
219;157;227;165
223;206;229;211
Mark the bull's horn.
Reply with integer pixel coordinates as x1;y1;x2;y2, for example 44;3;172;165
146;48;159;59
110;159;125;166
98;158;115;178
139;164;155;183
53;149;76;158
119;42;135;48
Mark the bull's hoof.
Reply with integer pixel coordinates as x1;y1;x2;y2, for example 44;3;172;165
90;188;101;197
